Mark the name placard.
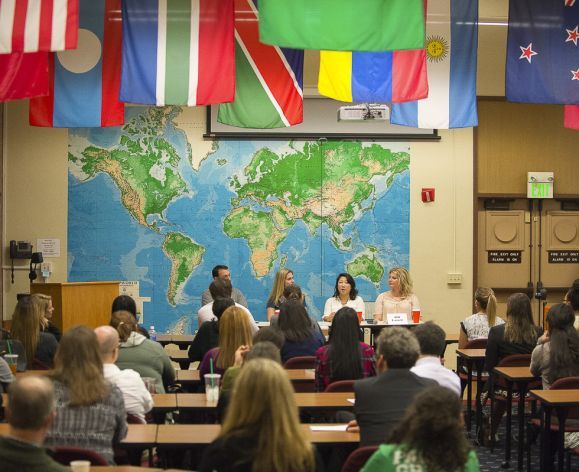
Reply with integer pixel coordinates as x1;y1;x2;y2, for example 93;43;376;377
387;313;408;325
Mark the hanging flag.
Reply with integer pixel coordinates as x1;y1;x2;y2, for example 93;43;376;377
506;0;579;104
564;105;579;129
0;51;48;101
218;0;303;129
0;0;78;53
29;0;123;128
120;0;234;106
259;0;425;52
391;0;478;129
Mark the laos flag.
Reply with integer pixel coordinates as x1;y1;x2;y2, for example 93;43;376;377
29;0;123;127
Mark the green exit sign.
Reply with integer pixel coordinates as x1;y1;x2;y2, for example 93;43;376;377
527;172;554;199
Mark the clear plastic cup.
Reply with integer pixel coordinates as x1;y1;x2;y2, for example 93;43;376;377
4;354;18;374
204;373;221;402
141;377;157;394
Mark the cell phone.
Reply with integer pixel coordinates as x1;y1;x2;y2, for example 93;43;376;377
365;319;376;324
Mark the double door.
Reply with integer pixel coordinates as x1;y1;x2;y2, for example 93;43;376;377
477;198;579;324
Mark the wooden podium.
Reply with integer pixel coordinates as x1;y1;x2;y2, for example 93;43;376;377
30;281;120;332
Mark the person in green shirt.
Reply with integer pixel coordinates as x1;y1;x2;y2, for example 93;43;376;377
362;386;480;472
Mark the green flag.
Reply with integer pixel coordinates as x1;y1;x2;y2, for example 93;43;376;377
259;0;425;52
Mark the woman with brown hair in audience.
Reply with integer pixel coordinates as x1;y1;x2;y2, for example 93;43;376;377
199;358;319;472
278;300;324;364
362;386;479;471
484;292;542;439
531;303;579;389
45;326;127;464
10;294;58;368
565;279;579;329
199;306;254;381
111;310;175;393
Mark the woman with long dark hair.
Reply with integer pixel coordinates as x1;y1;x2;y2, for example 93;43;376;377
531;303;579;389
565;279;579;328
315;307;375;391
362;386;478;471
322;273;365;322
278;300;324;364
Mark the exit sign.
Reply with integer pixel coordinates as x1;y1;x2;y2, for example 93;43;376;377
527;172;553;199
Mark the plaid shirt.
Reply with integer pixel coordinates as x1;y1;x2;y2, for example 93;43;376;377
314;343;376;391
46;380;128;464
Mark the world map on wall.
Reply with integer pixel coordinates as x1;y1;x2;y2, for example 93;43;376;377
68;106;410;334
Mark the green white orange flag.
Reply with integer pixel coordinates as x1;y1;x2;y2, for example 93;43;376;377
259;0;425;52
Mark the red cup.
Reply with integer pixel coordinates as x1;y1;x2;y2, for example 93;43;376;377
357;311;363;322
411;309;421;324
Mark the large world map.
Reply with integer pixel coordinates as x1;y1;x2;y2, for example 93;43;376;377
68;106;410;333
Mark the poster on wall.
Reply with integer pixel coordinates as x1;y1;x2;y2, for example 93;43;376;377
67;106;410;333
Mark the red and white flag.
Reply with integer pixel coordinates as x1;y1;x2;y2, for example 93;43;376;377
564;105;579;130
0;0;78;53
0;51;48;101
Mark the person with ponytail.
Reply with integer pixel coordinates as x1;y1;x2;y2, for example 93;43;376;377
564;279;579;329
110;310;175;393
459;287;504;348
531;303;579;389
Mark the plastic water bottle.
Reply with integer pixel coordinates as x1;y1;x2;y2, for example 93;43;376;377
148;325;157;341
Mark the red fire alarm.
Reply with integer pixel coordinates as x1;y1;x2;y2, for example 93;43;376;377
421;188;435;202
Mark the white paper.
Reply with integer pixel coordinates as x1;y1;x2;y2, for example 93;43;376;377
310;424;349;432
36;238;61;257
347;398;355;404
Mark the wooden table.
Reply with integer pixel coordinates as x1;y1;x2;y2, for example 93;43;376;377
169;351;191;370
91;468;187;471
456;348;486;434
493;366;539;470
120;424;158;448
442;333;459;356
156;423;359;446
529;389;579;472
158;335;194;350
175;369;314;387
173;392;353;412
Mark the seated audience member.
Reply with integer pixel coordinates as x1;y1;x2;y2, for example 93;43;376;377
253;326;285;349
362;387;479;472
201;264;248;307
315;307;375;391
188;297;235;363
46;326;127;464
111;310;175;393
485;292;542;380
199;306;254;380
94;325;153;423
531;303;579;390
266;268;295;320
278;300;325;364
565;279;579;329
347;327;436;447
0;376;68;471
198;279;258;333
459;287;504;348
484;292;542;437
11;295;58;368
112;295;149;338
323;273;365;322
199;359;319;472
269;284;306;327
36;293;62;342
411;321;461;396
0;357;13;393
